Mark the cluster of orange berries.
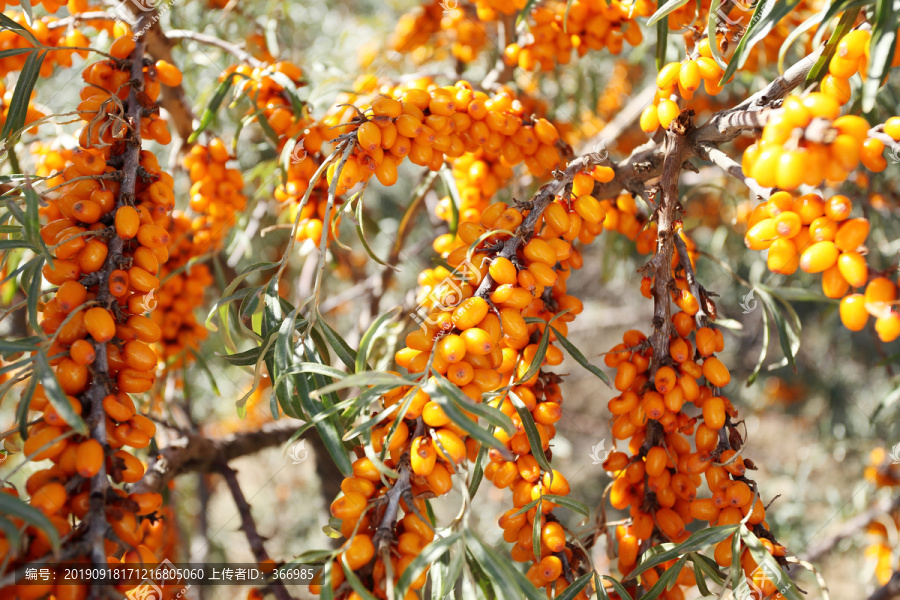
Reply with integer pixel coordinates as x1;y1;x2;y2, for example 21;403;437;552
3;27;181;596
390;0;490;64
318;163;642;598
828;28;900;98
471;0;527;19
741;93;898;190
640;39;726;135
330;81;565;196
0;13;92;78
863;448;900;585
603;317;788;596
744;191;900;341
223;60;307;140
503;0;652;72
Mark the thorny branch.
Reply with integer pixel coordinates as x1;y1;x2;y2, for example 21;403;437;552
219;464;294;600
84;17;149;598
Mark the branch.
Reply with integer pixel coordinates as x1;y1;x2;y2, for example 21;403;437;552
589;48;824;203
800;494;900;564
166;29;263;68
482;12;517;88
871;572;900;600
130;422;301;494
83;20;150;594
645;112;692;373
474;152;608;299
219;463;294;600
697;144;772;200
125;1;197;145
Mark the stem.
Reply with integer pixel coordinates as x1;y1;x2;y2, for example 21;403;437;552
166;30;263;67
219;463;294;600
646;112;691;375
474;153;607;299
697;144;772;200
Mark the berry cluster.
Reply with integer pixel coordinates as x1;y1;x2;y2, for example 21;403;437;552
503;0;652;72
330;82;565;196
741;93;899;190
744;191;900;341
603;316;787;594
4;26;179;596
640;40;726;134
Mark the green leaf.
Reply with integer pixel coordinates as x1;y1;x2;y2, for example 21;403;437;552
747;294;770;386
36;350;87;434
641;554;687;600
537;494;590;517
862;0;899;111
316;312;358;371
0;492;59;552
739;529;803;600
425;374;514;459
0;238;31;250
439;164;461;235
554;572;593;600
0;337;40;356
804;8;860;85
218;343;274;367
188;72;240;143
16;0;33;26
396;532;462;598
601;575;634;600
0;13;40;46
341;557;380;600
1;50;47;141
647;0;692;24
655;0;669;70
628;525;738;580
24;256;43;336
719;0;802;85
692;551;727;587
508;389;552;472
550;325;611;386
757;287;800;372
467;438;489;498
468;535;546;600
356;307;398;374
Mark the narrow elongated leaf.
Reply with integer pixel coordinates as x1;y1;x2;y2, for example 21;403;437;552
655;0;669;71
0;13;40;46
553;572;593;600
647;0;692;24
188;72;240;143
341;558;379;600
356;307;398;374
316;311;358;371
602;575;634;600
629;525;738;580
641;554;687;600
36;350;87;434
1;50;46;140
396;532;462;598
863;0;899;111
425;374;513;459
469;535;546;600
0;493;59;552
550;325;611;386
804;8;860;85
538;494;589;516
719;0;802;84
509;389;552;472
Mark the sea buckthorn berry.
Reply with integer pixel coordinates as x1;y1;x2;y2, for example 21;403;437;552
702;357;730;388
799;241;838;274
84;307;116;342
75;439;103;478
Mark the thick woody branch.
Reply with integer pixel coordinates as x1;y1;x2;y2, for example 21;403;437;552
219;463;294;600
646;114;691;372
589;48;824;204
84;22;149;597
800;494;900;565
117;1;196;145
130;422;301;495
